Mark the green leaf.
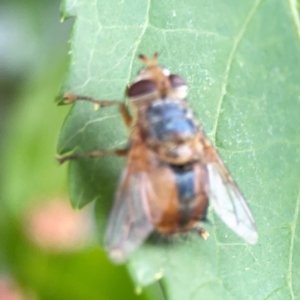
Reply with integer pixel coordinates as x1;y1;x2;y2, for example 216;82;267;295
58;0;300;298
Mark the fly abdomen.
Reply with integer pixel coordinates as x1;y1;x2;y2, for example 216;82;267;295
170;164;202;227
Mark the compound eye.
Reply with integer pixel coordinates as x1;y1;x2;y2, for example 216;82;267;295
169;74;186;89
127;80;156;98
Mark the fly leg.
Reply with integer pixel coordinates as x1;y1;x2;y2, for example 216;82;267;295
56;148;128;165
63;93;132;127
194;223;210;240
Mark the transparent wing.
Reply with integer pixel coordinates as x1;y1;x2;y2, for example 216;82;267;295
207;162;258;244
105;169;155;264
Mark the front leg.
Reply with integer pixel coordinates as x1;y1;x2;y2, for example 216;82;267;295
56;148;128;164
63;93;132;128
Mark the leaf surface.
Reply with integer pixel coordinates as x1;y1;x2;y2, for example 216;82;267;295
58;0;300;298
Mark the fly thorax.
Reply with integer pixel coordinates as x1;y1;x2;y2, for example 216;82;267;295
146;99;197;141
145;100;199;163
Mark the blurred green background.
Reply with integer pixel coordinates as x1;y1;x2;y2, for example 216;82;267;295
0;0;156;299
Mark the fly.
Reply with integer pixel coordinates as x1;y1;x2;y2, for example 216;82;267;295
57;53;258;264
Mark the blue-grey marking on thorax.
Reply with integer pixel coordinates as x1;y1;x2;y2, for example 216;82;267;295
146;100;197;141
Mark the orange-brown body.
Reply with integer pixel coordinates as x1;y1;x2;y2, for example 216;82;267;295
125;124;209;234
125;54;212;234
58;53;258;264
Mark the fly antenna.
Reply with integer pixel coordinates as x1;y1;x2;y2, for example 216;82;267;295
139;53;159;66
152;52;158;65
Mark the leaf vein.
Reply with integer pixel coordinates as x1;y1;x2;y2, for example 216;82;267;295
211;0;263;145
287;183;300;299
148;24;227;39
288;0;300;43
126;0;151;83
216;138;300;154
263;282;288;300
58;114;119;153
